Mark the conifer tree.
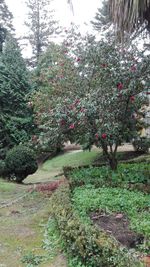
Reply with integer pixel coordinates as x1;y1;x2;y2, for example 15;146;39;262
91;0;111;32
0;0;14;51
25;0;58;63
0;35;34;158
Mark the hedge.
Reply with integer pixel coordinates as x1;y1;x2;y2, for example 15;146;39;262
50;185;143;267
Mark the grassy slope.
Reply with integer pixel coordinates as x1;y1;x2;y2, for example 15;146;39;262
42;151;99;171
25;150;99;184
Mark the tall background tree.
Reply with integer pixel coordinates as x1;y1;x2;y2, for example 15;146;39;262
0;35;34;159
91;0;111;32
0;0;14;51
24;0;58;64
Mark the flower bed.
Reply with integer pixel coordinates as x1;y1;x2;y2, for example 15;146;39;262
50;185;144;267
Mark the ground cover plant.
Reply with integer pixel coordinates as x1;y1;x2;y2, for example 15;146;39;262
72;186;150;254
67;162;150;191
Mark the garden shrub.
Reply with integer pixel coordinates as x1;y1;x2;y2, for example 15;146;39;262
65;163;150;191
51;185;143;267
5;145;38;183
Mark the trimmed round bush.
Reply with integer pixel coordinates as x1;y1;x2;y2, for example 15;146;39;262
5;145;38;183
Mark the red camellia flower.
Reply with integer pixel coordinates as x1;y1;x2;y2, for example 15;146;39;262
130;96;135;102
60;119;66;126
69;123;75;129
131;65;136;72
101;63;107;68
117;82;123;90
95;133;99;139
76;57;81;62
75;99;80;105
101;133;107;139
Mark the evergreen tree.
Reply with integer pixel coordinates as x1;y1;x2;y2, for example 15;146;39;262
25;0;58;63
91;0;111;32
0;0;14;51
0;35;34;159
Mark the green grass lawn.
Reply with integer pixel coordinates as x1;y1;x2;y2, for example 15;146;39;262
25;150;100;184
0;179;52;267
42;150;100;172
0;179;16;192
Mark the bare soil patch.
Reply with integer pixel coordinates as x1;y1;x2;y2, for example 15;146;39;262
91;211;144;248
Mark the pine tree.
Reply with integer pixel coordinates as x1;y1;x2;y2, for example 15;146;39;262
25;0;58;63
0;35;34;159
91;0;111;32
0;0;14;51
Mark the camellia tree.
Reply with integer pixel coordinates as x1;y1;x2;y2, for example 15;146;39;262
51;38;149;170
31;41;81;152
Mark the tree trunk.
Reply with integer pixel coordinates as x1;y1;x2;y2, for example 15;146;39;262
109;157;118;170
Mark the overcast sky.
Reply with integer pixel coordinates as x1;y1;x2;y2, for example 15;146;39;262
5;0;101;35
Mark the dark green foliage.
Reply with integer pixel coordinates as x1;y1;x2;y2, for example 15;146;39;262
132;137;150;153
0;0;14;51
51;185;142;267
0;35;35;158
5;145;38;183
0;160;7;177
66;163;150;191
